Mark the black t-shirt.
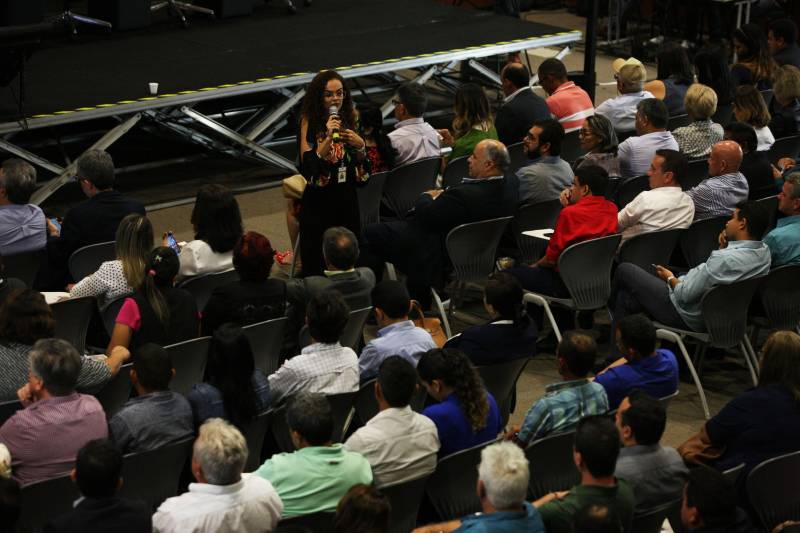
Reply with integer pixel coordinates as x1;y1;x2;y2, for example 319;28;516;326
131;287;198;350
200;278;286;336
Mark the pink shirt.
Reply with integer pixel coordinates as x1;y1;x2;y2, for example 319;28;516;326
116;298;142;331
546;81;595;133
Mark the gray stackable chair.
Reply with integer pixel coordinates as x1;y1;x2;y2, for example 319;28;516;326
746;450;800;532
441;155;469;189
354;378;379;426
51;295;96;355
683;159;709;190
476;357;531;427
425;440;496;520
679;216;727;268
655;276;764;419
431;216;513;338
164;336;212;396
381;156;440;220
722;462;746;486
560;130;585;163
179;269;240;311
17;474;79;533
617;228;684;271
68;240;116;282
512;200;562;264
242;316;288;375
756;264;800;331
525;430;580;500
508;141;527;174
667;113;691;131
103;295;129;336
381;474;430;533
340;306;372;352
242;408;272;472
523;234;622;342
768;134;800;165
118;436;194;512
755;194;779;231
0;399;22;427
356;170;388;229
760;89;773;108
614;174;649;209
3;248;45;287
93;362;133;418
267;402;294;453
632;498;683;533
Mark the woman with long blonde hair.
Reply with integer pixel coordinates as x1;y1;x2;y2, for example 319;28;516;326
439;83;498;165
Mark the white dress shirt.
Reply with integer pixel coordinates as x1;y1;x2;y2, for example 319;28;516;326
595;90;655;133
617;186;695;243
754;126;775;151
178;240;234;280
268;342;359;404
344;406;439;488
152;474;283;533
387;117;441;166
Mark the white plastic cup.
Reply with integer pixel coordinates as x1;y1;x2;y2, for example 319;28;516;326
149;82;159;95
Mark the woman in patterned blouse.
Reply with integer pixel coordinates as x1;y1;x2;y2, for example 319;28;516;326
672;84;724;159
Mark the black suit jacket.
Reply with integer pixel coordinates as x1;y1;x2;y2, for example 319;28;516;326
495;89;551;146
44;496;151;533
445;321;538;366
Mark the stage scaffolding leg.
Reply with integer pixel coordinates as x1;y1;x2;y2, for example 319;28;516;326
244;88;306;142
0;139;65;176
466;59;502;86
380;62;458;119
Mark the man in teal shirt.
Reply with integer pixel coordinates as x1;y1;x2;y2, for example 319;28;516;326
764;171;800;267
254;393;372;517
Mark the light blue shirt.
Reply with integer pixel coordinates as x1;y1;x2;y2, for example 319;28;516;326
0;204;46;256
358;320;437;380
617;131;679;180
518;379;608;444
595;90;654;133
686;171;749;221
763;215;800;267
515;156;574;205
669;240;771;331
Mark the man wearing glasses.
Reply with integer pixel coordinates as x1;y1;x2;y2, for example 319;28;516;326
387;83;441;166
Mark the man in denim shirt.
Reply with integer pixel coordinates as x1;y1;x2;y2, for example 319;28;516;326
109;343;193;454
763;171;800;267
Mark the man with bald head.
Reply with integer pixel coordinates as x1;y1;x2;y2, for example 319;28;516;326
362;139;518;308
495;63;550;146
686;140;749;220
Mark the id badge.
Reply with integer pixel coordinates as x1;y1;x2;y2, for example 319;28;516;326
337;165;347;184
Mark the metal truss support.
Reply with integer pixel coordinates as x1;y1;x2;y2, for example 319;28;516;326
380;61;459;119
467;59;502;87
245;88;306;142
0;139;65;176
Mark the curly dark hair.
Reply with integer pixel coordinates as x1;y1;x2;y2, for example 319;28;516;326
190;184;244;254
417;348;489;433
300;70;356;139
0;289;55;345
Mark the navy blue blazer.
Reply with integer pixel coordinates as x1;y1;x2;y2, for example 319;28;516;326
445;320;537;366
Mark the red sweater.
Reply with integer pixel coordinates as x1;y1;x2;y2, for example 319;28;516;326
545;196;619;264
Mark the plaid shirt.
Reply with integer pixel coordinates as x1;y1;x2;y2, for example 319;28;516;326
268;342;359;405
518;379;608;444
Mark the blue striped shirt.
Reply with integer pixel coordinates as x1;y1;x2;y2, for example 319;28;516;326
518;379;608;444
686;171;749;221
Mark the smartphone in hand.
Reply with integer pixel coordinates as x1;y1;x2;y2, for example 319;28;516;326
166;232;180;254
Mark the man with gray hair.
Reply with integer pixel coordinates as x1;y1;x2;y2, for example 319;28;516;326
763;170;800;266
0;159;46;256
412;441;546;532
153;418;282;532
0;338;107;485
595;58;654;133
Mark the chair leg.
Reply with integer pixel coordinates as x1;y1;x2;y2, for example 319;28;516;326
431;288;452;339
523;293;561;343
741;336;760;385
657;329;710;419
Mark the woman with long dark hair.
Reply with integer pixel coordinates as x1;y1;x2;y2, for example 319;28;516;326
731;24;778;90
417;347;502;456
644;43;694;116
439;83;498;164
357;102;394;173
188;323;270;428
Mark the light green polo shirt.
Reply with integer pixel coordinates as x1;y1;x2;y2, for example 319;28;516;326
254;444;372;517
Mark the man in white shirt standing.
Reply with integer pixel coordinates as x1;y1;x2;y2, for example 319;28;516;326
617;99;679;181
153;418;282;533
617;149;695;244
345;356;439;487
595;58;654;134
387;83;441;166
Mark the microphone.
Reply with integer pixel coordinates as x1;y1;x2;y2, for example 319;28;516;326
328;105;341;143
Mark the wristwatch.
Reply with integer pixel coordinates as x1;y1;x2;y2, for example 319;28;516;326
666;276;675;286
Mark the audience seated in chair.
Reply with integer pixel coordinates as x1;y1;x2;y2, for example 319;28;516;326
533;416;635;533
44;438;150;533
613;390;688;513
595;314;678;411
362;139;517;309
672;84;724;159
763;170;800;266
595;57;654;134
107;247;198;355
153;418;282;532
358;281;436;381
188;324;271;429
0;289;128;401
732;85;775;151
268;290;358;406
611;200;772;332
412;441;545;533
36;149;145;291
387;82;441;166
678;330;800;476
444;272;537;366
723;121;777;198
0;338;108;485
680;467;753;533
417;348;502;457
345;356;439;488
572;115;620;178
769;18;800;69
201;231;286;336
333;484;391;533
69;214;152;310
616;149;694;245
537;58;594;133
108;343;193;455
254;393;372;517
507;331;607;446
686;140;750;220
0;159;45;257
437;83;498;166
495;63;550;146
570;504;624;533
515;118;574;205
769;65;800;138
617;99;679;180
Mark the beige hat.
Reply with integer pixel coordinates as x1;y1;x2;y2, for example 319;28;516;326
612;57;647;84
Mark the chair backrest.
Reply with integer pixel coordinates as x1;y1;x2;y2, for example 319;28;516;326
667;113;691;131
614;174;649;209
746;450;800;531
561;129;585;163
760;89;773;108
354;378;378;427
679;216;727;268
381;156;440;219
164;336;212;396
441;155;470;189
118;436;194;512
327;391;357;442
0;399;22;427
525;430;580;500
701;276;763;348
512;200;562;264
93;363;133;418
759;264;800;331
341;306;372;352
381;474;430;533
267;403;294;454
2;248;45;287
632;498;682;533
722;462;745;486
605;177;621;200
476;357;531;427
557;234;622;309
683;159;708;190
445;216;513;284
425;440;495;520
618;228;684;270
241;408;272;472
768;134;800;165
508;141;527;174
17;473;80;533
51;295;96;355
179;269;240;311
356;170;389;229
756;194;779;231
102;294;129;336
275;511;336;532
68;240;116;282
242;316;288;376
